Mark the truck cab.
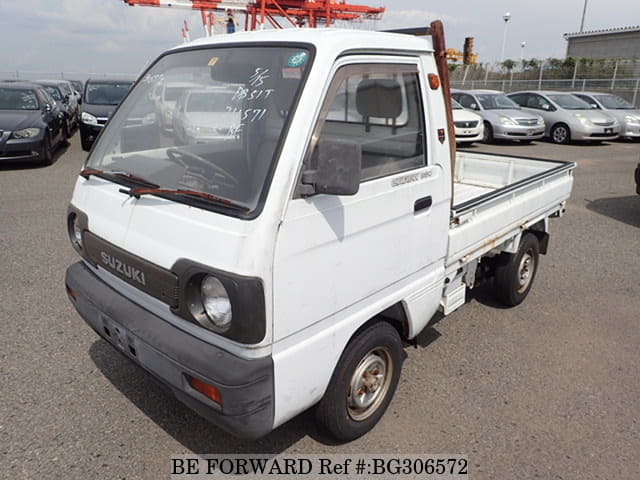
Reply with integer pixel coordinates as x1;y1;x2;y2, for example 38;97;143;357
65;27;574;441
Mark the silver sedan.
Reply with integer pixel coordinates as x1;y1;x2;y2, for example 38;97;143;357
572;92;640;140
508;91;620;144
451;89;545;143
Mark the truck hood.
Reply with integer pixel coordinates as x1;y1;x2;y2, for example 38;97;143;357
71;178;269;279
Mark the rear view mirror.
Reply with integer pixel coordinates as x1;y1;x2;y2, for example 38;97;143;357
301;139;361;196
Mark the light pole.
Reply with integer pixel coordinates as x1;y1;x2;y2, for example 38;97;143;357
500;12;511;64
580;0;589;32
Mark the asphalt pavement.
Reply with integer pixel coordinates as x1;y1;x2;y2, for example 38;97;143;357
1;134;639;480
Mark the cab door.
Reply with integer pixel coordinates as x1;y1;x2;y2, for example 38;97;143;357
273;57;450;342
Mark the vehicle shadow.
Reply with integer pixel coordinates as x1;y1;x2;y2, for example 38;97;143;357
88;339;340;452
465;282;510;310
0;140;69;170
586;196;640;228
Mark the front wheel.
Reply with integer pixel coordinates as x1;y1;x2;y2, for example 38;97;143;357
550;124;570;144
41;133;54;166
315;322;403;442
493;233;540;306
482;122;494;143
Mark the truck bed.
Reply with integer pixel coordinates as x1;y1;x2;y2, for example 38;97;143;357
448;151;575;268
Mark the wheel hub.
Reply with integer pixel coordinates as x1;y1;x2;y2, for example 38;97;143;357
517;250;534;293
348;349;392;421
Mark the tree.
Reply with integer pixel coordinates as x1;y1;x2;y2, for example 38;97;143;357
502;59;516;72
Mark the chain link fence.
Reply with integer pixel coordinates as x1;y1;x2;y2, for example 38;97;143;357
450;59;640;106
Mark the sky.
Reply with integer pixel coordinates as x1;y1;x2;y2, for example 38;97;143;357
0;0;638;78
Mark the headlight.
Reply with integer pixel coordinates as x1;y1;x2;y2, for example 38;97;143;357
574;113;592;126
200;276;232;330
624;115;640;123
499;116;516;126
81;112;98;125
67;212;83;253
11;128;40;139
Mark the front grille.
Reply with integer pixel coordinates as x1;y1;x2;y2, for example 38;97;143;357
83;231;179;307
593;121;614;127
454;120;478;128
97;117;109;125
516;118;539;126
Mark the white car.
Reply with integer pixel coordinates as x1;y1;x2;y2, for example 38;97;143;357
452;98;484;145
173;88;240;144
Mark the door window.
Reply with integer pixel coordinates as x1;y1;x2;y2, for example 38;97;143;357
306;63;426;183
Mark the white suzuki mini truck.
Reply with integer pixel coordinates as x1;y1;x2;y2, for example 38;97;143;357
65;23;575;441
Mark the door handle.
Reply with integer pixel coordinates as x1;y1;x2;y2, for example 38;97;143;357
414;195;432;213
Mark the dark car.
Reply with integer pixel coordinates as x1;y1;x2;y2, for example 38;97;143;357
80;78;133;151
635;163;640;195
69;80;84;101
0;82;66;165
34;80;79;138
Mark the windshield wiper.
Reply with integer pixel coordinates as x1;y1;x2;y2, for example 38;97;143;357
118;187;250;212
80;168;159;188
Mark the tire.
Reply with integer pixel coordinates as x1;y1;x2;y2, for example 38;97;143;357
482;122;493;143
63;119;71;140
550;123;570;145
493;233;540;306
41;133;54;166
315;322;403;442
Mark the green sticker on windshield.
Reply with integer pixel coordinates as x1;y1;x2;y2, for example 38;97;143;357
288;51;308;68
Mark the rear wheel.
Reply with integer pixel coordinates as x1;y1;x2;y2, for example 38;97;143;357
493;233;540;306
482;122;493;143
315;322;403;442
550;123;570;144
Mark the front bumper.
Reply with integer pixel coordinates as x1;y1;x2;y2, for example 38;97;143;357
570;124;620;141
0;131;45;162
79;122;103;148
454;126;483;143
492;123;545;140
621;122;640;139
65;261;275;439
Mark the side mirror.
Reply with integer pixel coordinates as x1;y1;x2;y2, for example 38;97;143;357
301;139;361;196
542;104;550;111
470;103;479;110
63;94;70;104
44;104;52;112
591;103;598;109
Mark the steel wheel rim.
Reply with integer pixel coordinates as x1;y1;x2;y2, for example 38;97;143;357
347;347;393;421
517;249;535;294
553;127;567;143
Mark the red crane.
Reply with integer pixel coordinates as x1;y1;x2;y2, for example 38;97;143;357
123;0;385;32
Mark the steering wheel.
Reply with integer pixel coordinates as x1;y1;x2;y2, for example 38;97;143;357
167;147;239;189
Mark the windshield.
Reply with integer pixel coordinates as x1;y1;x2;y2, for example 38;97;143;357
59;83;72;96
476;93;520;110
43;86;62;101
548;94;591;110
594;94;634;110
87;45;311;216
0;88;39;110
85;82;132;105
451;98;463;109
